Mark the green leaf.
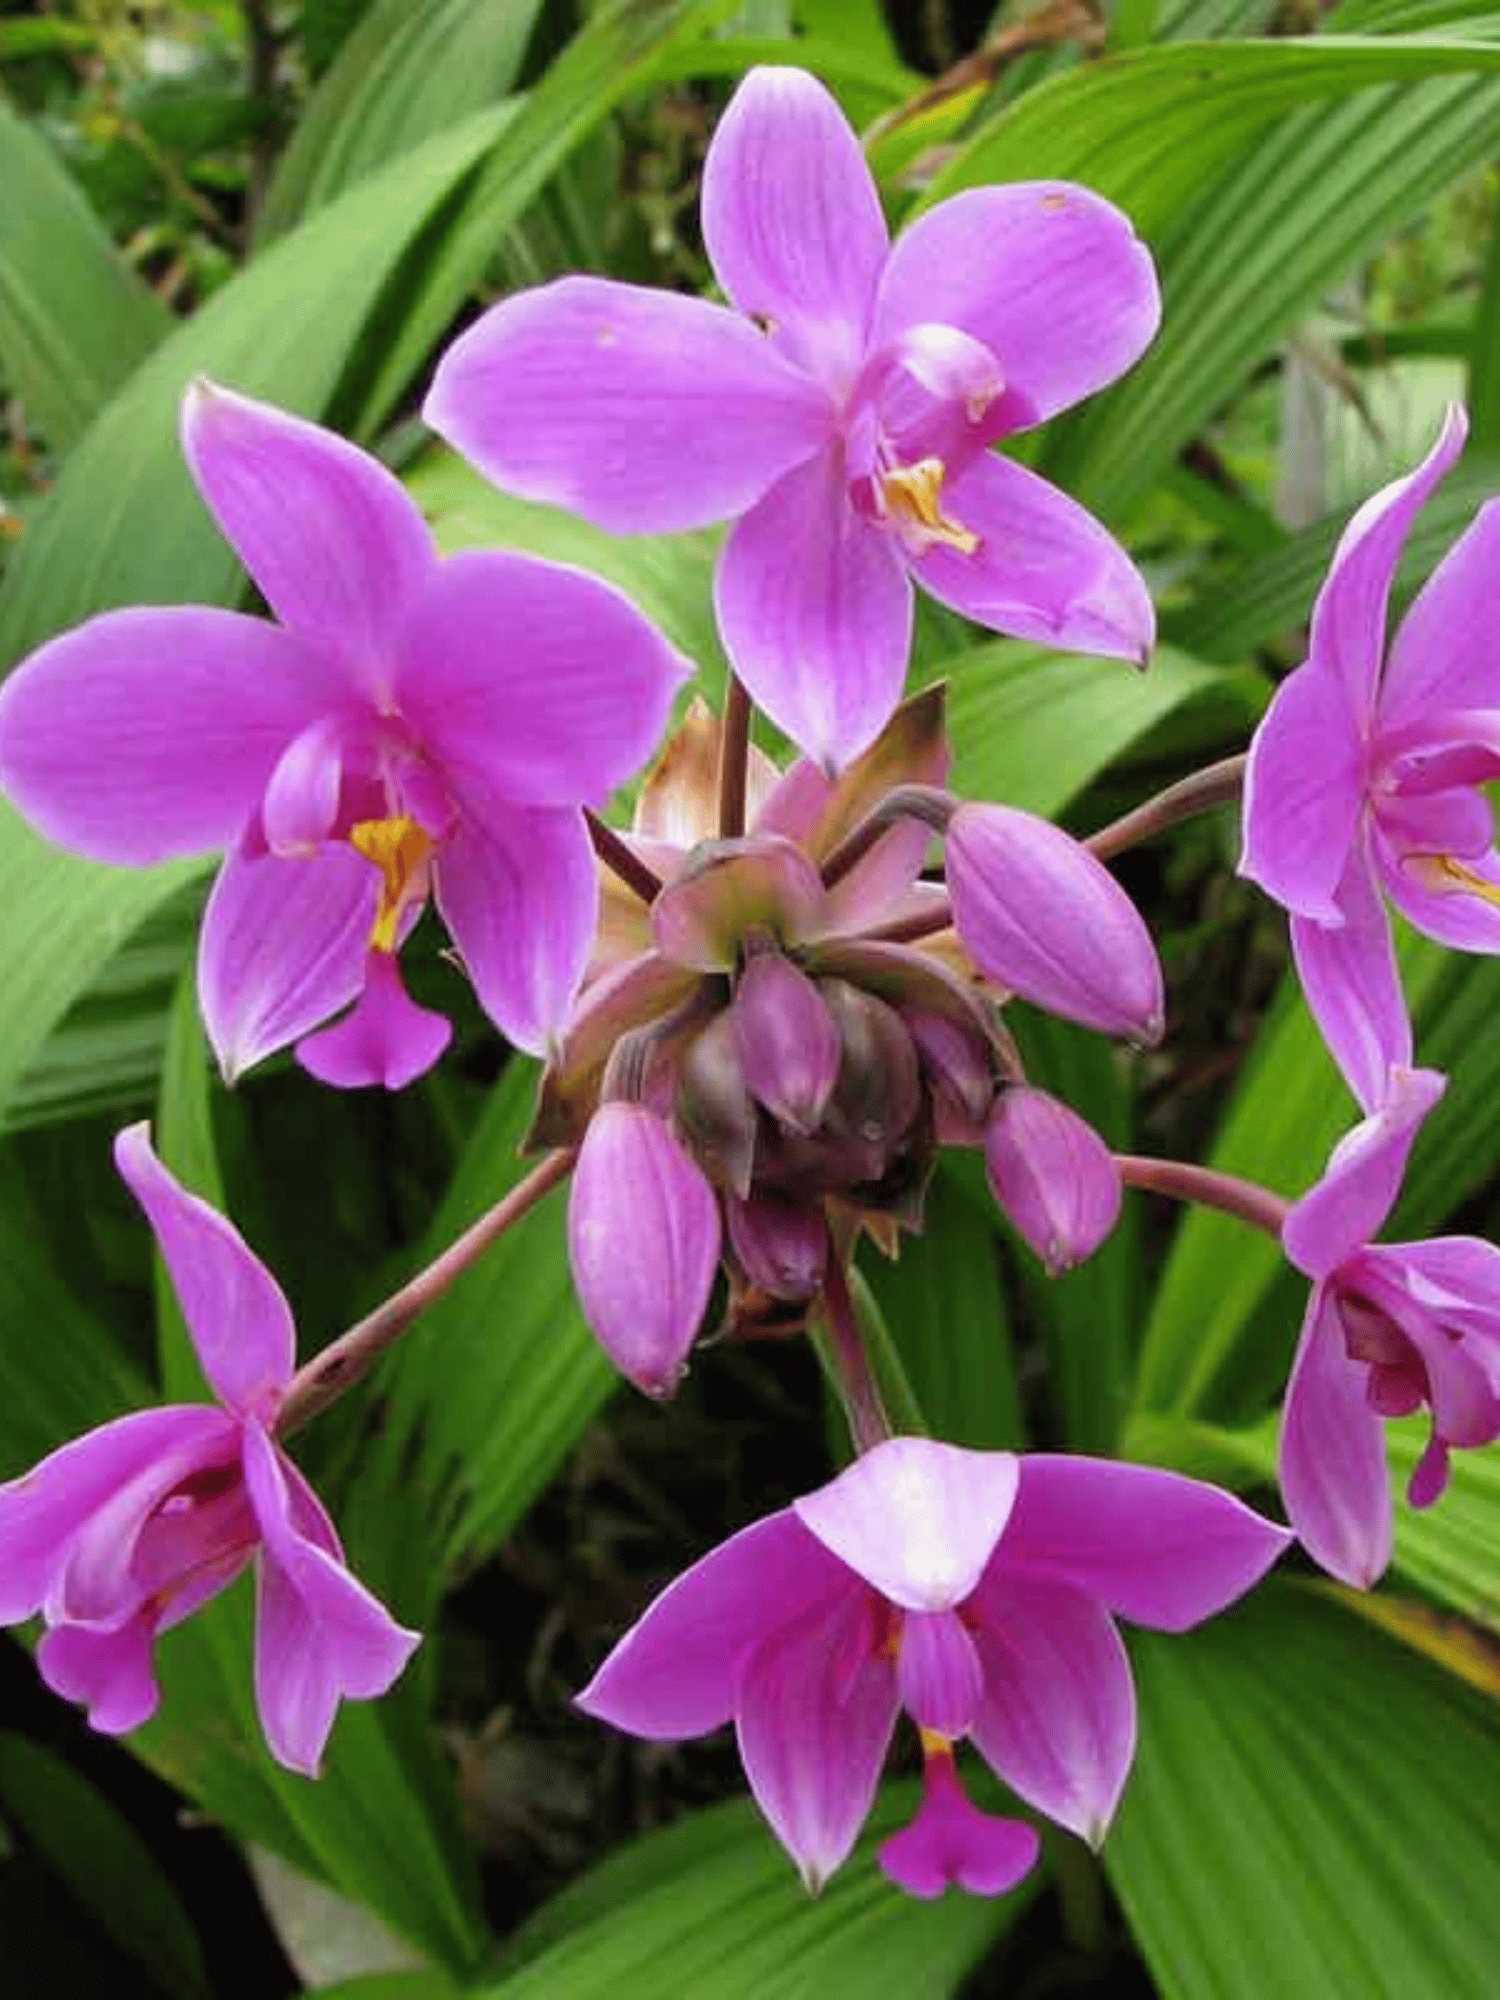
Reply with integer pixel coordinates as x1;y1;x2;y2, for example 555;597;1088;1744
300;1977;460;2000
488;1788;1034;1996
1386;1417;1500;1632
258;0;545;240
0;1730;208;1997
0;99;171;448
1109;1583;1500;1999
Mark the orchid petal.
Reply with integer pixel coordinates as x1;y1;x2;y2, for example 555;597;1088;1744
946;802;1163;1042
242;1424;419;1776
0;608;335;864
567;1103;721;1398
114;1124;294;1416
296;950;452;1091
910;452;1154;665
992;1456;1291;1631
37;1614;161;1736
871;184;1160;428
181;382;432;689
968;1578;1135;1846
1279;1285;1392;1589
1282;1066;1446;1280
702;66;888;394
1375;833;1500;953
896;1609;985;1738
736;1585;899;1892
395;550;688;809
261;715;346;855
1381;490;1500;730
199;842;374;1082
795;1438;1019;1614
435;802;594;1056
0;1407;234;1624
424;276;831;533
1290;844;1411;1116
715;444;912;770
1372;1235;1500;1341
577;1510;857;1738
1239;663;1365;921
879;1754;1040;1901
1308;402;1467;719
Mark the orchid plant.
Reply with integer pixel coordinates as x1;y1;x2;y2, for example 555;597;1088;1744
1;40;1499;1993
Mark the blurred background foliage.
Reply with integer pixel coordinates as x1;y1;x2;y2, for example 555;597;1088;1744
3;0;1500;1994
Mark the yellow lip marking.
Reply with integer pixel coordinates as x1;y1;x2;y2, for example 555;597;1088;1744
1407;853;1500;909
880;458;979;555
350;814;432;952
919;1728;953;1758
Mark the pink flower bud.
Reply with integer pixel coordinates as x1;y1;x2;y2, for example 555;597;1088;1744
946;803;1164;1043
903;1007;994;1145
727;1192;827;1299
567;1102;721;1397
984;1086;1120;1275
677;1010;759;1197
733;952;840;1134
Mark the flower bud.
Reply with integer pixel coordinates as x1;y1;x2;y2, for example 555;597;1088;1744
727;1193;827;1300
733;952;840;1134
946;803;1164;1043
821;979;922;1184
903;1007;994;1146
676;1010;759;1196
984;1086;1120;1275
567;1102;721;1397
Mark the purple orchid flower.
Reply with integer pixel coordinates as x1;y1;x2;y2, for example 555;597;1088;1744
1279;1063;1500;1587
0;1125;418;1774
425;66;1159;771
1240;403;1500;1111
578;1437;1290;1895
0;384;687;1086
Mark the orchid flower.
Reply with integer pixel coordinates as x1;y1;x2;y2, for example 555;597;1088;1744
0;384;687;1086
1241;403;1500;1110
1279;1064;1500;1587
425;65;1159;771
538;692;1153;1391
0;1125;418;1774
579;1437;1291;1895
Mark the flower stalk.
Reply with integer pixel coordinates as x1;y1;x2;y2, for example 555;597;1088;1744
1085;754;1248;862
1113;1152;1288;1237
816;1258;896;1455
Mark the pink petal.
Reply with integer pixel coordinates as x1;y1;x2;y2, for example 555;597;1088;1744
908;451;1153;664
394;549;688;809
715;444;913;770
1289;840;1411;1116
795;1437;1019;1613
1239;663;1365;922
423;276;832;533
198;841;375;1083
733;952;840;1133
879;1751;1040;1901
0;1406;235;1624
984;1086;1121;1275
871;183;1160;428
992;1456;1292;1632
567;1102;721;1398
37;1612;161;1736
576;1509;858;1738
1308;402;1467;719
114;1124;295;1418
260;715;347;855
1381;492;1500;725
1375;833;1500;953
702;67;888;395
1279;1285;1392;1589
295;949;452;1090
434;801;595;1056
242;1424;419;1776
1373;1234;1500;1341
1281;1066;1446;1281
968;1578;1135;1846
946;802;1164;1042
896;1609;985;1738
0;608;337;864
181;382;433;693
1377;785;1494;861
735;1585;900;1892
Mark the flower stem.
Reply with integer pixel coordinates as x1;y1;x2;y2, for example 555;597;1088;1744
718;674;752;839
865;894;955;946
1085;754;1247;862
1114;1152;1288;1236
585;808;662;905
820;784;956;890
817;1258;894;1454
277;1148;576;1437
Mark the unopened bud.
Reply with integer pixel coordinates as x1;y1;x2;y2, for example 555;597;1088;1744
733;952;840;1135
677;1010;759;1197
984;1086;1120;1275
727;1193;828;1300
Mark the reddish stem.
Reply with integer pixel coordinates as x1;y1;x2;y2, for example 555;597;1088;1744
1114;1152;1288;1237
